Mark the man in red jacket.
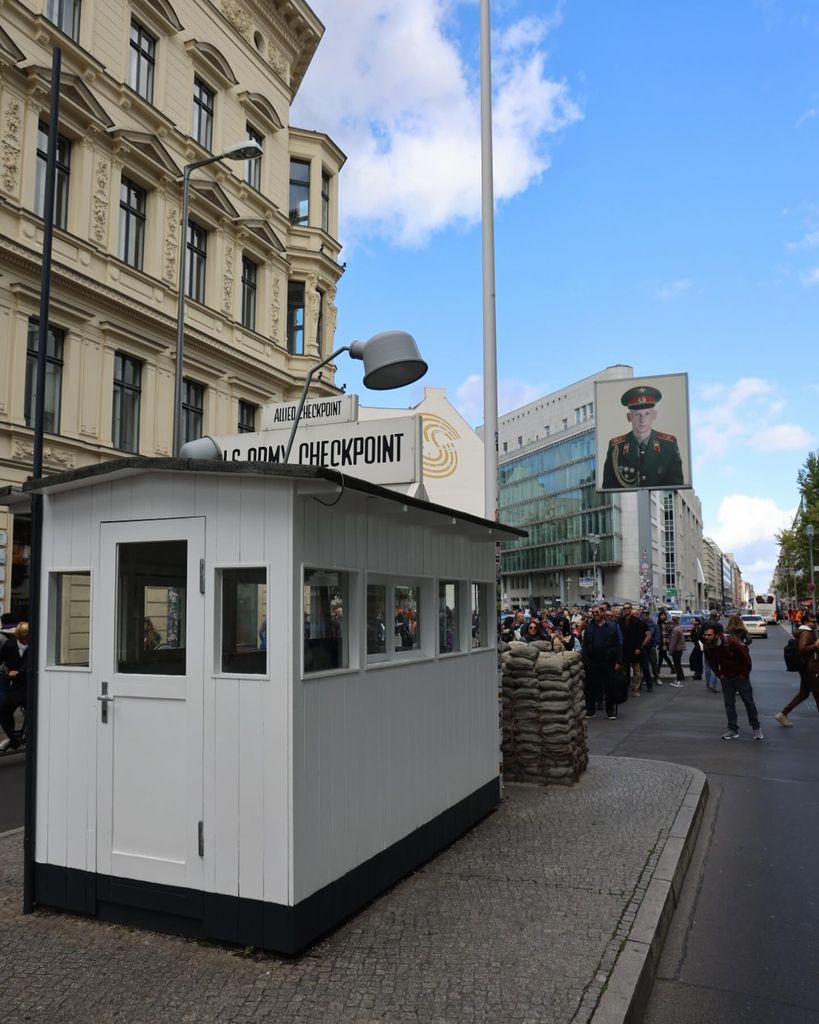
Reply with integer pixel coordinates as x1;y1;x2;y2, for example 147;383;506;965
702;622;762;740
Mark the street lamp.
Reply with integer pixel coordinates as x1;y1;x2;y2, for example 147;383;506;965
588;533;600;604
807;524;816;614
173;139;263;456
283;331;428;463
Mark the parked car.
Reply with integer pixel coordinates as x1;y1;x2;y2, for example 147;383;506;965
740;614;768;638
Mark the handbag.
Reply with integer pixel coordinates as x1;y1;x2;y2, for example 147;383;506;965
610;669;629;705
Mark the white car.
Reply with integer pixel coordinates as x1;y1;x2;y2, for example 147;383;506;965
740;614;768;638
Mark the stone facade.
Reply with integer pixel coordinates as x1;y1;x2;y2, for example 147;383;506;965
0;0;345;615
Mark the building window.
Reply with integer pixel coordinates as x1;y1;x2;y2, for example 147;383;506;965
112;352;142;453
287;281;305;354
245;124;262;190
118;540;187;675
35;123;71;229
186;220;207;303
220;567;267;674
118;177;146;269
366;577;424;662
47;0;80;41
129;20;156;102
303;568;348;673
471;582;490;648
182;378;204;443
321;170;330;232
289;159;310;224
48;571;91;667
25;319;64;434
240;255;257;330
192;77;214;150
438;581;461;654
238;400;257;434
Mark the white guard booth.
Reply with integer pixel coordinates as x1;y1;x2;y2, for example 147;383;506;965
21;457;521;953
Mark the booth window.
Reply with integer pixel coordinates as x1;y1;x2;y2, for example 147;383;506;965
117;540;187;674
366;578;423;662
49;571;90;666
471;582;490;648
438;581;461;654
220;567;267;674
303;568;348;673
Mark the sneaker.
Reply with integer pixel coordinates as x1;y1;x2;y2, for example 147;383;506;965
586;711;596;719
707;684;721;693
774;712;793;728
721;730;739;740
753;728;764;741
607;712;618;720
655;679;663;686
0;738;10;752
669;681;684;688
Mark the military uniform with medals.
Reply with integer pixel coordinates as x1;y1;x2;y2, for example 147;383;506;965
602;384;685;489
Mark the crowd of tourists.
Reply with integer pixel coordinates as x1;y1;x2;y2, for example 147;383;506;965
501;602;777;738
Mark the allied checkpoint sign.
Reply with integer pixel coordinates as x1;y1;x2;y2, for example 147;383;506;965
215;413;423;487
260;394;359;430
595;372;692;492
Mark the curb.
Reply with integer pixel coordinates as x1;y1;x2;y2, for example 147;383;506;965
589;768;709;1024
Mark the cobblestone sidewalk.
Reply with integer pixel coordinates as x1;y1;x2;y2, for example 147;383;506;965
0;756;701;1024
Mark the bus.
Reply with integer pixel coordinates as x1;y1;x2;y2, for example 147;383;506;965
754;594;777;624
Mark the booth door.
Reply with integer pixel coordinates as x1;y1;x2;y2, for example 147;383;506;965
96;518;205;889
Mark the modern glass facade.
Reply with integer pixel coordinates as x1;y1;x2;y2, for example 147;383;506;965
498;429;622;576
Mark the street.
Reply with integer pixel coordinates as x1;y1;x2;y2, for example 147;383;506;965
589;622;819;1023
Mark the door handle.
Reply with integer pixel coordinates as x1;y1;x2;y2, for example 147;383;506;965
98;682;113;723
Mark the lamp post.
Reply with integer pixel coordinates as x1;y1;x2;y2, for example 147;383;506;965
807;524;816;614
173;139;263;456
588;533;600;604
283;331;428;464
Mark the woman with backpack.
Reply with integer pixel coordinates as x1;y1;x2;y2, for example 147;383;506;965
775;611;819;727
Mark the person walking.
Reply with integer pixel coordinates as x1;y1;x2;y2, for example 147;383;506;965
775;611;819;727
657;610;676;676
688;616;705;680
639;609;658;690
725;614;751;647
621;602;649;696
702;621;762;740
667;618;687;686
581;603;623;720
0;621;29;753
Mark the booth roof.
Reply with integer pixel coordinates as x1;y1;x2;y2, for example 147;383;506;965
0;457;526;540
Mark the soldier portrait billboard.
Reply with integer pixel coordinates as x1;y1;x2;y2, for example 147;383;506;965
595;373;692;492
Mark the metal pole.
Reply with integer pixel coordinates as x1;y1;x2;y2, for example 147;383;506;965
173;166;192;457
25;45;61;915
283;347;349;463
480;0;498;522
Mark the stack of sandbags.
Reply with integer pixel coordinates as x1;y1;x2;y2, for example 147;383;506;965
500;639;588;786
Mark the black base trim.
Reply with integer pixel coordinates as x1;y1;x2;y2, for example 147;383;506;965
34;776;500;954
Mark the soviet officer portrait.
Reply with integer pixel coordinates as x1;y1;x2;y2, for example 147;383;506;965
601;385;684;489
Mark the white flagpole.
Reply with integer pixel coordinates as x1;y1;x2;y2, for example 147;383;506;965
480;0;498;521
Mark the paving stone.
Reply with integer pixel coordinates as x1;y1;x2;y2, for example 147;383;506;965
0;756;696;1024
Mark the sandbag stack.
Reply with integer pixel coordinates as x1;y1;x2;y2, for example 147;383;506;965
500;639;588;785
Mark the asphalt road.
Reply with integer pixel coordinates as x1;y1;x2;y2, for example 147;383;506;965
589;623;819;1024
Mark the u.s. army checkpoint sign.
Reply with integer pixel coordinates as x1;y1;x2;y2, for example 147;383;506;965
212;415;422;487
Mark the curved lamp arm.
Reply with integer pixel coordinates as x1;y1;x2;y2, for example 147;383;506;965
283;346;350;464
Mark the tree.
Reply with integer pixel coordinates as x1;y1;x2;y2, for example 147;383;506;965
776;450;819;605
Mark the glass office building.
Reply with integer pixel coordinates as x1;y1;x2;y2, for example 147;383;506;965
499;427;623;607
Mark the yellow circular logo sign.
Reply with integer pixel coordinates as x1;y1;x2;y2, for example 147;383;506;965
422;414;459;478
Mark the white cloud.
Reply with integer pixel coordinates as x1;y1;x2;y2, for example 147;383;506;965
709;494;795;550
454;373;545;424
801;267;819;285
786;228;819;251
755;423;816;451
292;1;581;246
796;107;818;128
655;278;692;301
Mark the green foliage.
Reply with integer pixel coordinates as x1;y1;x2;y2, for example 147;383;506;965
777;451;819;603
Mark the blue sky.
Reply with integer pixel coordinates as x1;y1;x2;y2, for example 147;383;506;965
293;0;819;592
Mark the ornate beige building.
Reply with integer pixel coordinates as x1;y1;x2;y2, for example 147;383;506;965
0;0;345;615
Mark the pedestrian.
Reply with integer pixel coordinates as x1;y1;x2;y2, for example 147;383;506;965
775;611;819;727
725;614;751;646
639;608;659;689
581;603;623;720
0;621;29;753
688;616;704;680
521;619;543;644
702;622;762;740
620;602;649;696
657;610;676;675
667;618;687;686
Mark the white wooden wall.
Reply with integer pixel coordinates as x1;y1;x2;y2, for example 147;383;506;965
292;491;499;903
36;473;294;907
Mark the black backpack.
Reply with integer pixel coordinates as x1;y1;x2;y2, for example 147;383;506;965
784;637;801;672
